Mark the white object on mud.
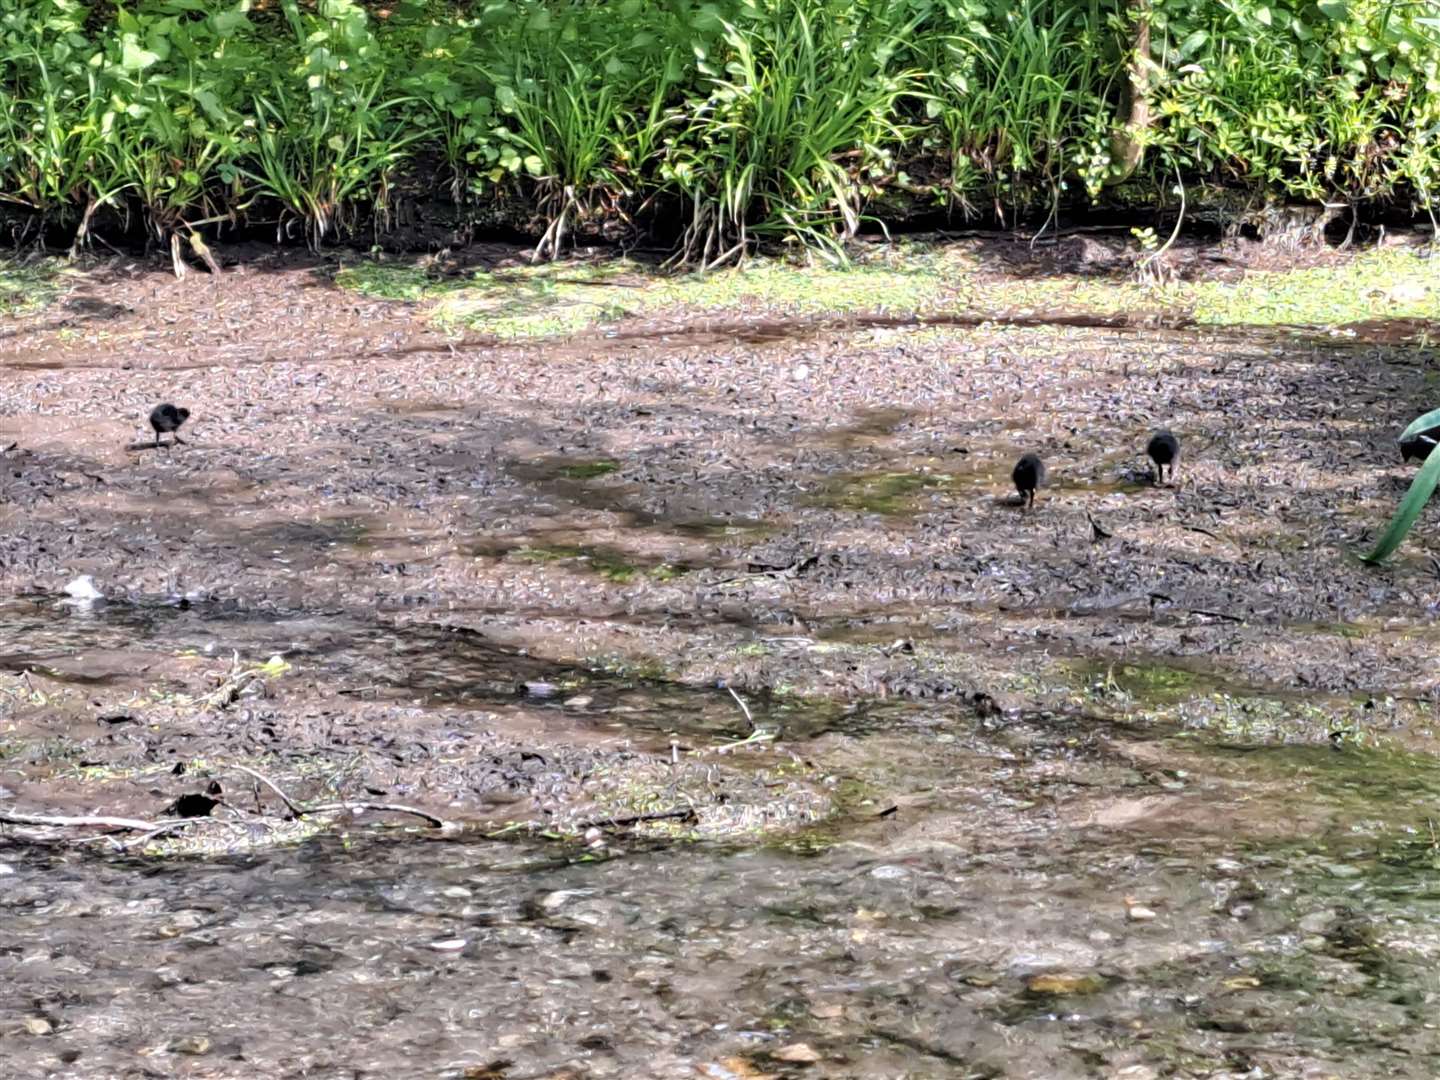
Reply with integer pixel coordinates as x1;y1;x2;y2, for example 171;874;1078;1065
62;575;104;602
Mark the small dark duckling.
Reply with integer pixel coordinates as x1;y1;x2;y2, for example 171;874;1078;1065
1400;426;1440;464
149;403;190;448
1012;452;1045;509
1146;430;1180;484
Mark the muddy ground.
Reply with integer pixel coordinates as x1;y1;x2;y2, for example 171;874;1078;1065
4;237;1440;1079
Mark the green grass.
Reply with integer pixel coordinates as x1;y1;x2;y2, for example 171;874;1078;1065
1192;250;1440;326
337;246;1438;342
336;254;945;338
0;259;66;315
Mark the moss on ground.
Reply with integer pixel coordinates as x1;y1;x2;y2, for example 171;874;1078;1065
336;245;1438;341
0;259;65;315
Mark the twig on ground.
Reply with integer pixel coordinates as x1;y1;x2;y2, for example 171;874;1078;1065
576;807;698;830
227;762;306;817
726;685;755;729
1187;608;1246;624
0;809;181;831
223;762;447;827
296;801;448;828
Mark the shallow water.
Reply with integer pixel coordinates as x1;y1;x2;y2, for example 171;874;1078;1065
6;772;1440;1079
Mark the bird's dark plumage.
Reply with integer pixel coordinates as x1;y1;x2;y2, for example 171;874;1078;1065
1146;430;1179;483
1012;452;1045;509
149;403;190;448
1401;426;1440;463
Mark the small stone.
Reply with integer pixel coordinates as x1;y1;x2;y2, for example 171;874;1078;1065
171;1035;211;1055
1298;911;1336;934
1211;858;1245;875
539;889;592;911
1111;1067;1158;1080
1323;863;1363;879
810;1003;843;1020
869;864;910;880
1227;904;1254;920
1126;905;1158;922
1025;972;1105;996
772;1042;821;1063
22;1017;52;1036
427;938;467;952
583;827;606;849
562;695;594;709
523;681;557;698
789;364;811;382
0;863;14;876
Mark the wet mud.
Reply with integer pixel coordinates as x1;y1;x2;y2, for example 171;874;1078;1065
4;244;1440;1077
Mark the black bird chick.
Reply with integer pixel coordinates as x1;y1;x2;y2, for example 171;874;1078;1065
1146;430;1180;484
149;403;190;448
1012;452;1045;509
1400;426;1440;463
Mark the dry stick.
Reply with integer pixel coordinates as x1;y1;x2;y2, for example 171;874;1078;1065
0;809;177;831
576;808;697;830
292;801;447;829
726;685;755;730
224;762;446;829
227;762;305;817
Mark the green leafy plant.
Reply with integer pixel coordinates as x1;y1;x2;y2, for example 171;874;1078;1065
1364;408;1440;564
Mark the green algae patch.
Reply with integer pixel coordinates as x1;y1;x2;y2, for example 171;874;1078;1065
815;470;952;515
0;258;66;316
557;459;620;480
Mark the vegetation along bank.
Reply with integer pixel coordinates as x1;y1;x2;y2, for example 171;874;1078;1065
3;0;1439;267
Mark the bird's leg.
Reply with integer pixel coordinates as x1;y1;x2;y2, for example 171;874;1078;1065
154;434;161;449
174;435;186;446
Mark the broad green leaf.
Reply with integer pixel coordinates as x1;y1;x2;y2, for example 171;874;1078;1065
1317;0;1348;19
1364;441;1440;563
120;37;161;72
1398;407;1440;445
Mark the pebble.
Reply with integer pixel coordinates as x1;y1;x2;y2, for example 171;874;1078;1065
22;1017;52;1036
773;1042;820;1063
1126;905;1158;922
426;938;468;952
0;863;14;876
562;694;594;709
1211;857;1245;875
789;364;811;382
1025;971;1105;996
171;1035;211;1055
869;864;910;880
1323;862;1363;879
539;888;593;911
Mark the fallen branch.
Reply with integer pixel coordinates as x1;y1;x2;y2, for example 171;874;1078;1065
296;801;448;828
228;762;306;817
577;807;697;830
224;762;446;828
0;809;180;831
